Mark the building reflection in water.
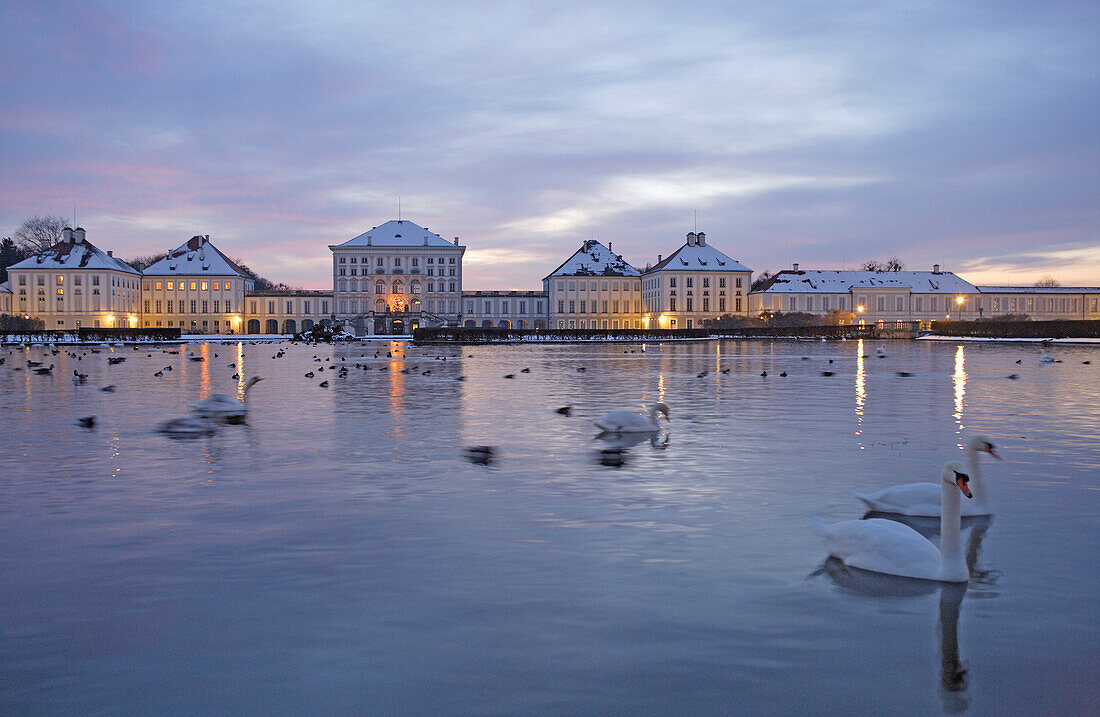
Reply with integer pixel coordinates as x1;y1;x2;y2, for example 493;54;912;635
199;342;211;399
235;341;246;399
953;345;966;439
855;338;866;449
388;341;405;437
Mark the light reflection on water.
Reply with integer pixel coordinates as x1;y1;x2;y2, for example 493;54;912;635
0;338;1097;715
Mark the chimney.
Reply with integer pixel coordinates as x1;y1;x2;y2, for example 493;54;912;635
697;232;705;246
107;250;113;257
73;227;86;243
658;254;663;263
454;236;460;246
608;241;612;252
366;236;371;246
686;232;697;246
933;264;941;274
793;262;799;271
63;227;74;243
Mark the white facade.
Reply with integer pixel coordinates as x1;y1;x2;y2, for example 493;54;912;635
544;240;644;329
0;282;11;315
244;291;333;334
330;220;464;335
748;267;981;325
141;235;254;334
462;291;548;329
641;232;752;329
976;286;1100;321
7;228;142;330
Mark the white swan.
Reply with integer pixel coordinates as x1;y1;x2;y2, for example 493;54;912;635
157;415;217;438
852;436;998;516
594;402;669;433
814;462;972;582
189;376;264;422
1039;352;1056;363
875;345;887;357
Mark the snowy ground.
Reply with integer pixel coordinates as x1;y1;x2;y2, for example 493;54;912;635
919;335;1100;344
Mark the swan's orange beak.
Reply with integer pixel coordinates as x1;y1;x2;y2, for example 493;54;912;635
955;472;973;499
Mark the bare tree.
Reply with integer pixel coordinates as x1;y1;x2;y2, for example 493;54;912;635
750;270;772;291
1033;275;1060;287
13;215;68;253
861;258;903;272
125;251;172;271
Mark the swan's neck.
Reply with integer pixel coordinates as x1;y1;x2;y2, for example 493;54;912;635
967;445;987;506
940;479;967;581
648;406;660;427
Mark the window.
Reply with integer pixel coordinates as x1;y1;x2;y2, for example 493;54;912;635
202;301;208;313
703;298;709;312
213;301;220;313
449;283;455;292
339;257;346;264
155;300;162;313
167;281;174;290
376;280;385;294
558;300;565;313
322;301;328;313
519;301;526;313
670;278;677;288
877;297;885;311
18;275;25;285
613;300;619;313
896;296;904;311
915;297;922;311
449;268;455;276
736;277;742;288
719;298;726;312
268;301;275;314
687;297;694;312
190;301;197;313
201;281;208;291
250;300;257;314
377;257;384;266
37;275;44;286
449;258;455;264
92;276;100;286
735;297;742;312
394;258;401;267
670;297;677;311
569;300;575;313
339;268;345;276
286;301;293;313
190;282;197;290
224;282;231;290
304;301;310;313
580;300;586;313
719;278;726;288
702;277;709;288
412;258;418;267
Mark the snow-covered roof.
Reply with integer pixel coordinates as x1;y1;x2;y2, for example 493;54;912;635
332;220;461;249
8;229;140;275
0;281;11;293
978;285;1100;294
544;240;641;279
645;234;750;273
754;270;978;294
143;235;249;277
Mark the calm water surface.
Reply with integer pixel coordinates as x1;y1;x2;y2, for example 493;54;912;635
1;338;1097;715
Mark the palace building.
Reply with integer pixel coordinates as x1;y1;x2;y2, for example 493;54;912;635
544;240;644;329
330;220;464;335
7;227;142;330
141;235;253;334
641;232;752;329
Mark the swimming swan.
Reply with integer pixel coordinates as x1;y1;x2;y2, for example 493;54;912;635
594;402;669;433
852;436;998;516
814;462;972;582
189;376;264;422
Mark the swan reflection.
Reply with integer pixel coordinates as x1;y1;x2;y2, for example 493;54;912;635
817;559;971;713
593;430;670;466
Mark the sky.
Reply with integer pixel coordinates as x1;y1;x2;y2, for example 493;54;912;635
1;1;1097;289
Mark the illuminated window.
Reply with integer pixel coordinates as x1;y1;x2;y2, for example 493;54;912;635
224;282;231;290
56;275;64;285
201;281;208;291
167;282;174;290
190;282;197;290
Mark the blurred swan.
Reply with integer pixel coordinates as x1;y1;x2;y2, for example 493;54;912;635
594;402;669;433
1039;352;1056;363
189;376;264;422
852;436;999;516
814;463;972;582
875;345;887;357
595;429;670;450
157;415;216;438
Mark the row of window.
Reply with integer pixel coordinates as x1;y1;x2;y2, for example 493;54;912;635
665;297;741;313
17;274;134;288
642;276;744;289
338;267;457;277
558;319;644;329
337;256;457;266
246;300;330;315
465;300;545;315
337;280;458;294
144;300;238;314
555;280;640;292
558;300;644;314
145;280;235;292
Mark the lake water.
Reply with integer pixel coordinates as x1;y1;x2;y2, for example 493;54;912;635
1;338;1097;715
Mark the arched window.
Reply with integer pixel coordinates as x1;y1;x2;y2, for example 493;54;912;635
338;279;347;291
498;320;511;328
464;319;476;328
348;279;357;292
393;281;404;294
265;319;278;333
411;280;421;294
374;298;386;313
517;319;528;329
411;298;421;312
302;319;314;330
375;280;385;294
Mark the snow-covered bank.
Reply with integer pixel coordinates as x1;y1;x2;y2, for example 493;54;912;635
919;335;1100;344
